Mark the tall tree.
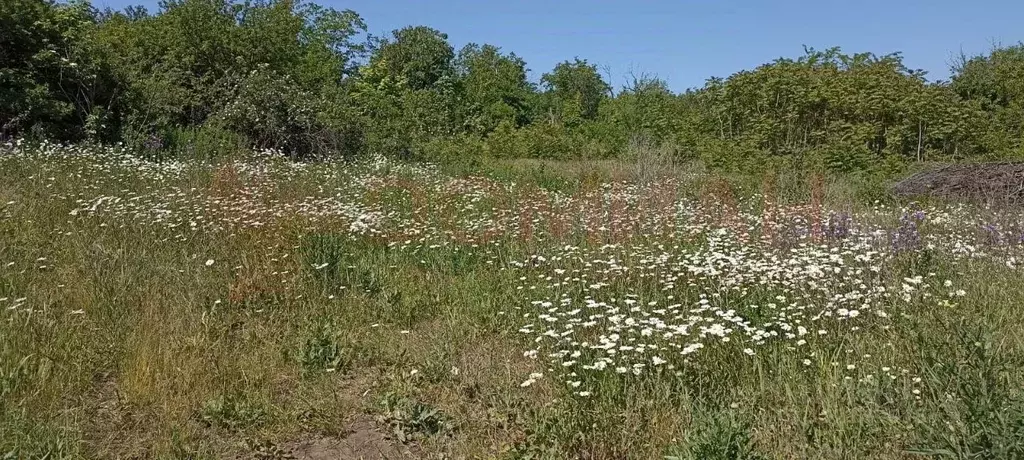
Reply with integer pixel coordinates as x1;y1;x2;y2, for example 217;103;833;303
353;26;462;157
456;43;533;133
601;73;676;142
541;58;610;124
91;0;369;152
366;26;454;91
1;0;118;140
952;43;1024;155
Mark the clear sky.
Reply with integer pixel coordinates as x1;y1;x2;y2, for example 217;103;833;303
91;0;1024;92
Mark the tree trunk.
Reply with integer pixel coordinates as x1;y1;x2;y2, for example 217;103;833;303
917;119;924;162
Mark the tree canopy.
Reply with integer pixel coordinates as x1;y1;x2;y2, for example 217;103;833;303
2;0;1023;170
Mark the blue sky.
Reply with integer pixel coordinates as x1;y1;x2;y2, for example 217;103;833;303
92;0;1024;92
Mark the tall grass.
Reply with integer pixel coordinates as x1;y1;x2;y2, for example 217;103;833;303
1;143;1023;459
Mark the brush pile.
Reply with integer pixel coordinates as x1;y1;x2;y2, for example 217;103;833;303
892;162;1024;205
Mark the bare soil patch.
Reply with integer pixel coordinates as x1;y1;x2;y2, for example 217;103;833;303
282;416;417;460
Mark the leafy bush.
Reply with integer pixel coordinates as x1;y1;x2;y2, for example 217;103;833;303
417;132;485;166
483;120;528;159
162;124;245;161
199;392;268;430
215;67;337;158
299;320;353;375
518;122;582;160
377;392;451;443
1;0;119;142
666;411;767;460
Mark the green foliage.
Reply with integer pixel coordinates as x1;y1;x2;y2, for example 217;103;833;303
418;132;485;167
457;43;534;133
94;0;244;131
299;320;352;374
517;121;584;160
350;25;466;158
3;1;1024;166
89;0;368;154
161;123;245;161
952;43;1024;157
0;0;118;141
908;315;1024;459
366;26;455;91
691;47;981;167
215;66;337;157
199;392;268;431
541;58;611;124
665;411;767;460
377;392;451;443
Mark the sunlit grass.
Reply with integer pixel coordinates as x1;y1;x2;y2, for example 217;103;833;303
2;142;1023;459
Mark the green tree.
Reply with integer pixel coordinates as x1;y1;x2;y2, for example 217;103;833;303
952;43;1024;156
92;0;368;153
93;0;246;134
599;73;678;144
1;0;118;140
540;58;610;124
456;43;534;133
366;26;455;91
683;47;983;169
353;25;464;157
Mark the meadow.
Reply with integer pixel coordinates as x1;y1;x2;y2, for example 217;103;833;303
2;141;1024;459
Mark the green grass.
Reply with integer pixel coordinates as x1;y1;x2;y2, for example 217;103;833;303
1;146;1023;459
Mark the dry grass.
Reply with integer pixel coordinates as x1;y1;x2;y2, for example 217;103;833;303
2;144;1024;459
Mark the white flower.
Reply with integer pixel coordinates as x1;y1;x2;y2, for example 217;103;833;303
205;259;215;267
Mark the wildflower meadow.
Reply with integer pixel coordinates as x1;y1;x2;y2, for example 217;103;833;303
2;142;1024;459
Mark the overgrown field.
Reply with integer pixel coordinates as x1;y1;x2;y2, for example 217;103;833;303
2;143;1024;459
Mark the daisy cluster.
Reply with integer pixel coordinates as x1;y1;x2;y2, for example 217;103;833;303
4;142;1024;397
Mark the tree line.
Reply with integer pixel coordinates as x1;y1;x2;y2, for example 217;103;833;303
3;0;1023;171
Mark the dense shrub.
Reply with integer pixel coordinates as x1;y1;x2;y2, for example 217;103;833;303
3;0;1024;167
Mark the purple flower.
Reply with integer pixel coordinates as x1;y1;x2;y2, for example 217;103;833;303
981;223;1000;245
143;133;164;151
891;204;925;252
825;212;852;241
